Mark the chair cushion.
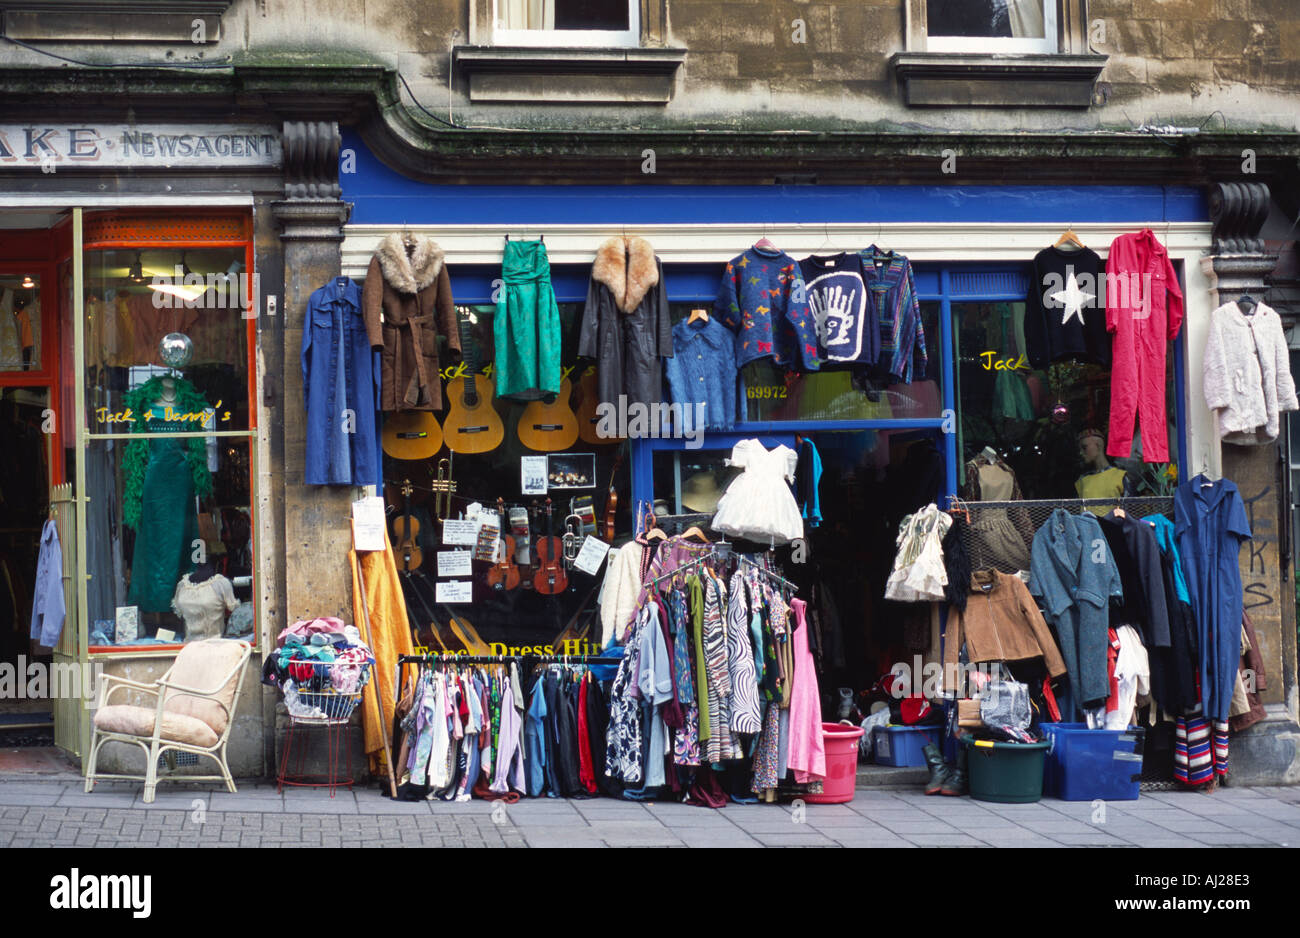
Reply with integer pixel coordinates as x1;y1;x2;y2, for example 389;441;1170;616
163;638;246;736
94;704;219;748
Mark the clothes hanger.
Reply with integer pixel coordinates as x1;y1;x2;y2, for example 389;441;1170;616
679;526;710;544
1054;225;1085;250
687;307;710;324
1237;293;1257;314
754;220;777;252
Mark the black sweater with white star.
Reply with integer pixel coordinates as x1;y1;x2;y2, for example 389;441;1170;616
1023;244;1111;369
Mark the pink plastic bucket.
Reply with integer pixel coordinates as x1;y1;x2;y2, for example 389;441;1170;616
803;722;864;804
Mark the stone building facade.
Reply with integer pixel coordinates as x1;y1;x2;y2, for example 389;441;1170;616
0;0;1297;784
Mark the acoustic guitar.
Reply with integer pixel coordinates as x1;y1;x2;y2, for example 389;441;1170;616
442;309;505;454
382;411;443;461
533;498;568;594
392;480;423;572
485;498;520;592
576;365;618;446
517;373;579;452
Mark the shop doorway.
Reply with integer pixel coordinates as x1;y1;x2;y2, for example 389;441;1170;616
0;220;67;765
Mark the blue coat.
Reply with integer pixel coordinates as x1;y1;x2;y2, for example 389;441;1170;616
1176;476;1252;722
1028;509;1123;710
301;277;382;487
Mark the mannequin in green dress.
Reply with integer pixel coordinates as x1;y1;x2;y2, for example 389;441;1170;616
122;375;214;614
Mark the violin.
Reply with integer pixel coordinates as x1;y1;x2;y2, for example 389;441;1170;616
486;497;520;592
392;480;422;572
533;497;568;594
603;445;624;542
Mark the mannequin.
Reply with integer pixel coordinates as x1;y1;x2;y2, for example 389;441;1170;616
171;561;237;641
1075;428;1127;504
123;373;214;613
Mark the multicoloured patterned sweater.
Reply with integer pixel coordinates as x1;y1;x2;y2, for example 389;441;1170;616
714;246;821;371
859;245;927;384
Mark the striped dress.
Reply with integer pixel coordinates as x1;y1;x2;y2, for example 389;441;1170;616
727;570;763;734
702;571;739;762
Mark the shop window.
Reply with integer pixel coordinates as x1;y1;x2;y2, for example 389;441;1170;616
385;302;625;653
953;299;1178;502
79;245;255;647
0;273;42;374
737;301;942;422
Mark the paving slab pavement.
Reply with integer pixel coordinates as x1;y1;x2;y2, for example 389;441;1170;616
1;776;1298;847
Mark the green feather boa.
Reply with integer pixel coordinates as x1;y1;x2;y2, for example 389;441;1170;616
121;375;214;530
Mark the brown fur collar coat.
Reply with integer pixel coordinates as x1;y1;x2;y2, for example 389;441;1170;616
373;232;446;294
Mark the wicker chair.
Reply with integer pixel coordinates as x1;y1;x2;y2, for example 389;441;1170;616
85;639;252;803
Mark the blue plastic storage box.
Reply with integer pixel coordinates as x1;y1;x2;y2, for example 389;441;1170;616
873;724;947;767
1041;722;1144;801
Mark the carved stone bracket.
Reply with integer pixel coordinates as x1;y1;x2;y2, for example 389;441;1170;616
1209;181;1270;255
282;120;342;201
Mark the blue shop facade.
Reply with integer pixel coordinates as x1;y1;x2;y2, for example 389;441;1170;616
332;130;1299;784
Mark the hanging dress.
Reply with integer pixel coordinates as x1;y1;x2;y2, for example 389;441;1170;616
494;239;561;401
605;605;647;785
711;439;804;544
786;598;826;783
727;570;763;734
668;588;701;766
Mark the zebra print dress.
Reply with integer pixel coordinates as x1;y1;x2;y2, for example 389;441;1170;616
702;571;741;763
728;570;764;734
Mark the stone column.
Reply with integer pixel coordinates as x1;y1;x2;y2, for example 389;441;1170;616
271;121;355;624
1199;181;1300;786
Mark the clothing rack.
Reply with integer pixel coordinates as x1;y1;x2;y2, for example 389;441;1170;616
398;653;623;667
645;546;798;594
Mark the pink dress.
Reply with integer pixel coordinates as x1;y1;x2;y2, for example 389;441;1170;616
786;598;825;782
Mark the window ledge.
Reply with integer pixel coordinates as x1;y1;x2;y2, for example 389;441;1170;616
453;45;685;104
2;1;228;42
891;53;1108;108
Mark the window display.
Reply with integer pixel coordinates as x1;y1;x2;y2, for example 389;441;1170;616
80;244;255;645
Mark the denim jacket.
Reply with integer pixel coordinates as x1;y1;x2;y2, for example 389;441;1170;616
665;316;742;431
1028;509;1123;709
301;277;382;487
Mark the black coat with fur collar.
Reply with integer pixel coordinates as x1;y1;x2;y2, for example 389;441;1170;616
578;236;672;411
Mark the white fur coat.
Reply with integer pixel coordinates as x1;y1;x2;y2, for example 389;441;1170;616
1203;300;1298;444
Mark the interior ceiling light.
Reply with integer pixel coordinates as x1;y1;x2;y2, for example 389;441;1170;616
148;251;208;303
127;252;146;285
21;275;34;289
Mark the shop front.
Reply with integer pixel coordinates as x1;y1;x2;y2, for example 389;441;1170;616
289;128;1299;796
0;121;283;779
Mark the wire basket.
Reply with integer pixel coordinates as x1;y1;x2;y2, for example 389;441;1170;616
284;659;373;726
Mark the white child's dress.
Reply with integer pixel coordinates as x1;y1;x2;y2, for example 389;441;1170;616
711;439;804;544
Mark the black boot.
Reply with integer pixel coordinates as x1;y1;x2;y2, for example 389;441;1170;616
922;743;950;796
941;745;967;796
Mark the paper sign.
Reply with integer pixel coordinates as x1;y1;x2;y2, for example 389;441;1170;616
442;519;478;546
437;550;473;577
521;456;548;495
572;535;611;576
352;496;387;551
436;580;473;603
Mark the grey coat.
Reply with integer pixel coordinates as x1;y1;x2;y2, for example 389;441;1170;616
578;236;673;413
1028;509;1123;710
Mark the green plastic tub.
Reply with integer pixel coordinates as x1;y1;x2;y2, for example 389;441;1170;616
961;737;1050;804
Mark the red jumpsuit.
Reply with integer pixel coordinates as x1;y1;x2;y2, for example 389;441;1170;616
1105;229;1183;463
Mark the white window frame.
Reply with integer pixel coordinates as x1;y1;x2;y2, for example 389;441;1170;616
492;0;639;47
922;0;1058;54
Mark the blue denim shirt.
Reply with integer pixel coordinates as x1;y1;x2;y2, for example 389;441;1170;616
301;277;382;487
665;316;741;431
1028;509;1122;710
